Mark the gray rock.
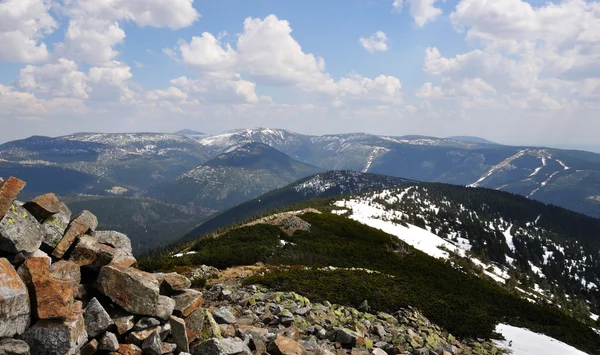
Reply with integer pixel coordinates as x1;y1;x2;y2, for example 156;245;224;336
357;300;369;312
327;328;359;346
191;338;251;355
113;313;135;334
21;313;87;355
213;307;237;324
142;330;163;355
163;343;177;353
83;297;113;337
94;230;133;254
294;306;310;316
172;289;204;317
40;200;71;249
69;235;116;270
96;265;160;316
411;349;429;355
0;204;43;253
170;315;190;353
98;331;119;352
134;317;161;330
0;258;30;338
155;295;176;320
375;324;387;338
0;338;30;355
154;272;192;294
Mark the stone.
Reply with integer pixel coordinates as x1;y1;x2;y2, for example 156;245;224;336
114;313;135;335
134;317;161;330
350;349;369;355
160;323;171;341
155;272;192;294
52;210;98;258
185;308;221;343
70;235;116;270
0;338;30;355
372;349;387;355
0;177;26;219
23;193;62;220
23;257;74;320
94;231;133;254
109;253;138;268
40;201;71;249
191;338;251;355
80;339;99;355
99;332;120;352
170;315;190;353
267;335;305;355
117;344;143;355
126;326;161;345
0;258;30;338
327;329;359;347
162;343;177;353
0;204;43;253
97;265;160;316
50;260;81;290
172;289;205;317
21;309;87;355
142;330;163;355
155;295;176;320
212;307;237;324
84;297;113;337
357;300;369;312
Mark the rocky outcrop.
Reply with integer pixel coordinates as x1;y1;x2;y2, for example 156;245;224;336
0;175;503;355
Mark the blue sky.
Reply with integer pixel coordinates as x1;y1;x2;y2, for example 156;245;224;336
0;0;599;149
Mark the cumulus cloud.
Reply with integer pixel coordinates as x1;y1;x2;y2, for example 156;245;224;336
393;0;443;27
16;58;90;99
0;0;57;62
359;31;389;53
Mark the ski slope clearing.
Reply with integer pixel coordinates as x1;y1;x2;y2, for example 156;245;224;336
494;324;588;355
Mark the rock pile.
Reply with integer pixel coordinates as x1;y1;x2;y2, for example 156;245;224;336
0;177;209;355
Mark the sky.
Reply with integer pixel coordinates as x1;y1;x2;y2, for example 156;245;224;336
0;0;599;148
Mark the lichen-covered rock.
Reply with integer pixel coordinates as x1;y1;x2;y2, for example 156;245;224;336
40;200;71;249
170;315;190;353
97;265;160;316
172;289;205;317
99;331;119;352
0;338;30;355
0;204;43;253
50;260;81;290
21;307;87;355
23;257;74;320
186;308;221;343
69;235;116;270
83;297;113;337
155;272;192;294
0;258;30;338
23;193;62;220
0;177;26;219
52;210;98;258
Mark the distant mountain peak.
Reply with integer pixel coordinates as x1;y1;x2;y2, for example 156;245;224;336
175;129;207;136
446;135;500;145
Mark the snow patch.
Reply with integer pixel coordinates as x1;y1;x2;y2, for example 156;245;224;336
494;324;588;355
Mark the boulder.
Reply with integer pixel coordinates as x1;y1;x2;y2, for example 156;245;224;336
97;265;160;316
80;339;99;355
40;201;71;249
268;335;305;355
52;210;98;258
212;307;237;325
172;289;205;317
0;204;43;253
113;313;135;335
23;257;74;320
99;331;120;352
170;315;190;353
191;338;251;355
69;235;116;270
0;177;26;219
327;328;359;347
134;317;161;331
0;338;30;355
21;307;87;355
23;193;62;220
185;308;221;343
83;297;113;337
155;272;192;294
155;295;176;320
0;258;30;338
94;231;133;254
141;330;163;355
117;344;143;355
126;326;161;345
162;343;177;353
50;260;81;290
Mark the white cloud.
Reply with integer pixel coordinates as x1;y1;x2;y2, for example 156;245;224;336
146;87;188;101
58;0;200;65
393;0;443;27
88;62;135;101
16;58;90;99
337;75;402;104
178;32;238;77
170;76;259;104
0;0;57;62
359;31;389;53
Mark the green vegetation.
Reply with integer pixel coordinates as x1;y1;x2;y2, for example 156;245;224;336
140;211;600;353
